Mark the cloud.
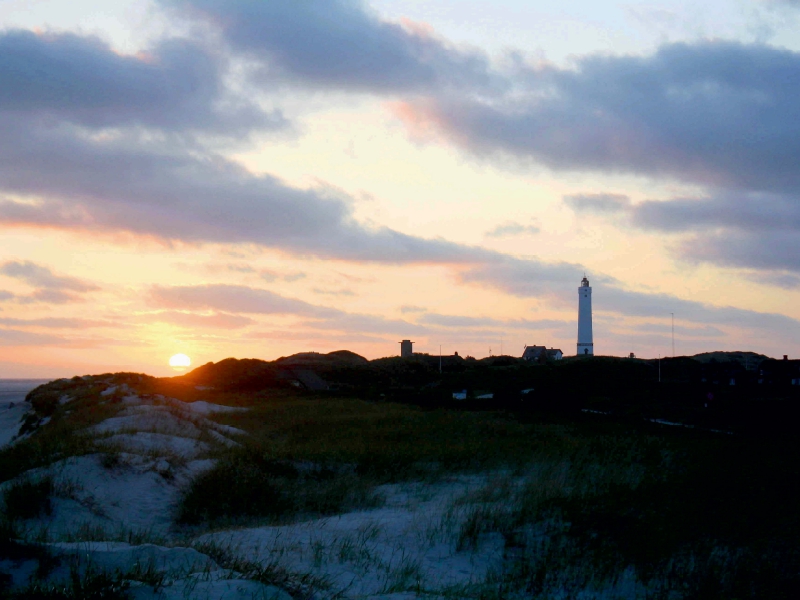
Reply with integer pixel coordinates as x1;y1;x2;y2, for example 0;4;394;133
600;287;800;333
312;288;356;297
149;284;340;318
0;29;281;135
0;115;500;264
562;190;800;273
247;329;388;344
0;317;110;328
0;261;97;292
336;271;375;284
392;39;800;276
225;264;256;274
626;192;800;273
261;270;306;283
398;41;800;194
399;305;427;314
456;256;800;335
419;313;570;330
164;0;500;95
485;222;541;238
629;192;800;233
626;322;726;338
148;283;429;337
18;289;83;305
139;310;255;329
0;327;112;348
456;256;595;301
742;271;800;289
564;194;632;214
0;261;99;304
675;230;800;272
0;328;71;347
308;312;427;337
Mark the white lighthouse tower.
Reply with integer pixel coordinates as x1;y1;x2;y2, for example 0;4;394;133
577;275;593;356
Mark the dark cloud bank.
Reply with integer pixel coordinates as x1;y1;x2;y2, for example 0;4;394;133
161;0;501;94
397;38;800;275
0;261;98;304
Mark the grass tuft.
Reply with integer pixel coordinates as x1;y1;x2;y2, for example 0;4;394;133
192;539;330;599
177;451;382;526
3;476;54;520
4;563;130;600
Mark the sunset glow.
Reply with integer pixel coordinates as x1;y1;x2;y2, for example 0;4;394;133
0;1;799;378
168;354;191;369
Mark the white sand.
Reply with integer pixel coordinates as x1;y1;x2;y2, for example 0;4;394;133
0;378;652;599
0;401;31;447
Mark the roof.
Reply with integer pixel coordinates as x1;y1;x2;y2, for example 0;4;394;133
522;345;547;360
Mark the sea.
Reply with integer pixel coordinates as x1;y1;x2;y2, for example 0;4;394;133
0;379;51;406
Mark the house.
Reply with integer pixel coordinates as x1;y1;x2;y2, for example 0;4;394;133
758;356;800;386
700;360;747;386
522;345;547;362
523;345;562;362
546;348;563;361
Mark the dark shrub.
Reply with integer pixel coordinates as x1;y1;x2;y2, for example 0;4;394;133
3;477;53;520
178;458;291;524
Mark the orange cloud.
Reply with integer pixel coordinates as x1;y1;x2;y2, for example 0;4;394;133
387;100;448;144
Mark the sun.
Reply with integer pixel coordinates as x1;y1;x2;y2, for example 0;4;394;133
169;353;191;371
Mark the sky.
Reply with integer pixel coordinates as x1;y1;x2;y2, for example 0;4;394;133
1;0;800;377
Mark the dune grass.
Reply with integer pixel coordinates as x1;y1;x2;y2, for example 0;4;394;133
2;476;54;521
205;394;579;473
192;392;800;597
176;394;592;527
178;451;383;526
192;538;332;599
8;376;800;597
0;377;135;484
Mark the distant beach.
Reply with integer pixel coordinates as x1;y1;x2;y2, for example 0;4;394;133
0;379;51;405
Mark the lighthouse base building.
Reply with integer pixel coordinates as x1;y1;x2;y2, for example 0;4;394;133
577;276;593;356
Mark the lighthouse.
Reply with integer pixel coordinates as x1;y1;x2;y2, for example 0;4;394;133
577;276;593;356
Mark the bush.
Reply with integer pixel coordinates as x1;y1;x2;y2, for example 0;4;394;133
178;452;380;525
178;456;291;524
3;477;53;520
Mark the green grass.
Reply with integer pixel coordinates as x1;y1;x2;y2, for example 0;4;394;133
9;374;800;597
177;451;382;526
0;376;137;484
6;571;131;600
207;394;577;473
192;539;331;599
175;393;588;528
433;431;800;598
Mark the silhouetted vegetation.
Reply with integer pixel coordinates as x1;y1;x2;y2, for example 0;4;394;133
178;450;382;526
9;352;800;596
3;476;53;520
174;351;800;436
